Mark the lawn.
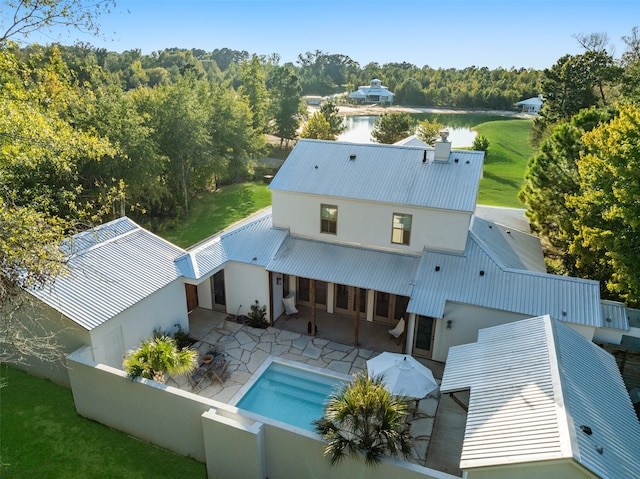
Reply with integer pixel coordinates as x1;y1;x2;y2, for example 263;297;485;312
158;181;272;248
474;119;534;207
0;366;206;479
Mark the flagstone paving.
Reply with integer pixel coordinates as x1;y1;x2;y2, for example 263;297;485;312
167;311;440;466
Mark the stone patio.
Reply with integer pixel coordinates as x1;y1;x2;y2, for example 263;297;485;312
166;308;462;473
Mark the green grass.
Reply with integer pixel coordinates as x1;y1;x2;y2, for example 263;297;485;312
0;366;206;479
474;119;534;207
158;181;272;248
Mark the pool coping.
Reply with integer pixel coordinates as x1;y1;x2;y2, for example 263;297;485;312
228;355;354;407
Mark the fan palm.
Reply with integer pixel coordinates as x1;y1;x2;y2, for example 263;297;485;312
123;336;198;383
314;372;413;466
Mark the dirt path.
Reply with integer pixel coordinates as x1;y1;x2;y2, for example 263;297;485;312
309;104;534;119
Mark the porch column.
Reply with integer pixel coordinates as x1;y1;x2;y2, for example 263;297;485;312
268;271;274;326
310;279;316;336
366;290;374;322
405;313;416;355
326;283;335;314
354;287;360;347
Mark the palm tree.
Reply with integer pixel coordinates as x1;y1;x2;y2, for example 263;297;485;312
314;372;413;466
123;335;198;383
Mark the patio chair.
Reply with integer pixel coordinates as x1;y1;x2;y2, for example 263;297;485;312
282;294;298;319
388;318;405;343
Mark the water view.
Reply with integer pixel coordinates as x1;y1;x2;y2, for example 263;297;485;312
337;112;506;146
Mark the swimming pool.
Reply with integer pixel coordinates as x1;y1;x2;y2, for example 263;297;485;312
231;359;351;432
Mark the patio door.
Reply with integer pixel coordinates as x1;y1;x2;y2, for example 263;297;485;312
212;269;226;312
374;292;409;325
297;277;327;310
334;284;366;316
413;315;435;358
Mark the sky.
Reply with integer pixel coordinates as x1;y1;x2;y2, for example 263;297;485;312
19;0;640;70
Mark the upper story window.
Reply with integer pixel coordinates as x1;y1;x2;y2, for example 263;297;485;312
320;204;338;234
391;213;412;245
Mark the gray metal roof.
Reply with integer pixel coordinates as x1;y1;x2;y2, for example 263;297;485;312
441;315;640;477
31;217;185;330
269;139;484;213
408;232;603;327
266;236;420;297
600;300;630;331
471;216;545;272
179;212;288;280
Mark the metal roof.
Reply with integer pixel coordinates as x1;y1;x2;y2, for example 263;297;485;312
31;218;185;330
599;300;630;331
441;316;640;478
269;139;484;213
408;232;603;327
470;216;546;272
266;236;420;297
180;212;288;280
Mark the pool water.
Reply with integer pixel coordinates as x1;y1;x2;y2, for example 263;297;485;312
235;361;348;432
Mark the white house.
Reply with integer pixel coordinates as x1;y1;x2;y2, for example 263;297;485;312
516;94;544;113
23;218;189;385
348;79;394;104
441;315;640;479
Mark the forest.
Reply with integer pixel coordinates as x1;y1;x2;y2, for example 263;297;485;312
2;0;640;309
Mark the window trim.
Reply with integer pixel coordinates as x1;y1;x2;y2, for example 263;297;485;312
320;204;338;235
391;212;412;245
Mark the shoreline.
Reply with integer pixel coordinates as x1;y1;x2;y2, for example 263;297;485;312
309;103;535;119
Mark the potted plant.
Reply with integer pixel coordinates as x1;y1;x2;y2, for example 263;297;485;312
123;335;198;384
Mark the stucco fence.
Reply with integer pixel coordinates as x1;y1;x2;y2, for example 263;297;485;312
67;346;456;479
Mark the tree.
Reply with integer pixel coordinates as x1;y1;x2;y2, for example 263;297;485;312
240;55;268;132
268;64;303;147
0;0;116;43
314;373;413;466
123;336;198;383
415;118;445;146
472;134;490;153
371;112;413;144
0;46;117;365
569;104;640;305
300;111;334;140
519;107;613;277
319;100;345;137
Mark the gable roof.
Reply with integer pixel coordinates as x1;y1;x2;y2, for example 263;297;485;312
269;139;484;213
408;230;602;327
30;217;185;330
440;315;640;478
176;211;288;280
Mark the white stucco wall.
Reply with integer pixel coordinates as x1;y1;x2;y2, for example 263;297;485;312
224;262;271;321
432;302;530;362
90;281;189;369
12;295;91;386
272;191;470;254
197;278;213;310
563;322;595;342
592;327;623;345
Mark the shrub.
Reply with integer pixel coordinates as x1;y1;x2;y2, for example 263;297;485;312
246;300;268;328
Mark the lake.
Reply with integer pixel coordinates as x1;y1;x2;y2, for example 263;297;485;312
337;113;506;147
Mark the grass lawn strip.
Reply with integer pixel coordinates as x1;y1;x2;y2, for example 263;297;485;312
0;366;206;479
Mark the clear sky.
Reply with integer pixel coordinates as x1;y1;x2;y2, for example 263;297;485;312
23;0;640;70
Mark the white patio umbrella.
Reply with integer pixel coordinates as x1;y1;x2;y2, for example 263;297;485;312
366;352;438;399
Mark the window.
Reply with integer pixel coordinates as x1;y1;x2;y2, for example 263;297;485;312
320;204;337;234
391;213;412;245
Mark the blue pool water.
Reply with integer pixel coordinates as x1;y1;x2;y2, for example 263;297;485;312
235;361;347;432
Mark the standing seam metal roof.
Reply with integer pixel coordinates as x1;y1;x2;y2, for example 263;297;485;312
266;236;420;297
30;217;185;330
408;232;602;327
268;139;484;213
441;316;640;478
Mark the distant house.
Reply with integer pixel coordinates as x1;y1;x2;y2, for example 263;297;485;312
304;95;324;106
516;94;544;113
348;79;394;104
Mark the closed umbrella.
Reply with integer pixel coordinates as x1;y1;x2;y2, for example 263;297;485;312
366;352;438;399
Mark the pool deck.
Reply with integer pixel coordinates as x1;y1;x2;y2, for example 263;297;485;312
167;308;464;475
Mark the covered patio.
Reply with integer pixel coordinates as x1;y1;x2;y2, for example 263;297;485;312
166;307;463;474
